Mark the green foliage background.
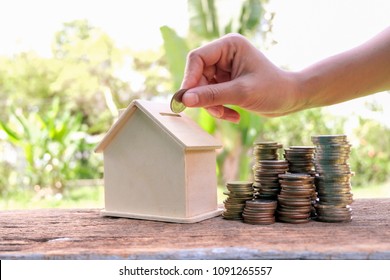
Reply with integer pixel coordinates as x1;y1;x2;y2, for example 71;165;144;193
0;0;389;204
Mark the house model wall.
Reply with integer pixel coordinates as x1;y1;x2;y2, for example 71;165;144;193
95;99;223;223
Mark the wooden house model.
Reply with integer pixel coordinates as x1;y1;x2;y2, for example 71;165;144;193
95;99;223;223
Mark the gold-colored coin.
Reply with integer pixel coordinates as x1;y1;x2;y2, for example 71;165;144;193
170;88;188;113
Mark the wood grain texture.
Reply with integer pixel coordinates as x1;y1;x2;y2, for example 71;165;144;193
1;199;389;260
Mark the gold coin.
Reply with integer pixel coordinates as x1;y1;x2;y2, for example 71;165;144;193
170;88;188;113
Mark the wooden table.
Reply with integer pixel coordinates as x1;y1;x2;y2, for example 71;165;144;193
1;198;389;260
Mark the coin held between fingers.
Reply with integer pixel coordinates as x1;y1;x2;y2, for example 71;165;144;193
170;89;188;113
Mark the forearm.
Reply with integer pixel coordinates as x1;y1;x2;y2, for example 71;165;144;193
295;26;390;109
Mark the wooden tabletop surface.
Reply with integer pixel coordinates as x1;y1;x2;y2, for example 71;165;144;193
1;198;389;260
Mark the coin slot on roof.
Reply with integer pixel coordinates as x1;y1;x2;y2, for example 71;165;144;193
160;112;181;117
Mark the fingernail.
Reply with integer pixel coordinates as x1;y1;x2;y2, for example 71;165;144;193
207;107;223;118
225;115;240;123
182;92;199;106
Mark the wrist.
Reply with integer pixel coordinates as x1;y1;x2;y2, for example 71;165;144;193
281;70;312;115
290;69;318;112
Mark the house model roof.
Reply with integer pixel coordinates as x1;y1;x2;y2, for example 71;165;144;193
95;99;222;152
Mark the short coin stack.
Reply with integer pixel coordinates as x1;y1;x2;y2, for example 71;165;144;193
253;160;289;200
277;173;315;223
242;199;278;225
312;135;354;222
222;181;254;220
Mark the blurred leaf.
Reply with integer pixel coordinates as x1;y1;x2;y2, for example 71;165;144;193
197;108;216;133
188;0;208;37
24;143;34;167
224;19;233;34
207;0;220;37
13;108;32;140
238;0;263;34
0;120;21;142
160;25;189;90
188;0;219;39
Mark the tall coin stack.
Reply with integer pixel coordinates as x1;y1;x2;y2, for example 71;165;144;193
252;142;285;199
312;135;354;222
284;146;318;216
277;173;315;223
222;181;254;220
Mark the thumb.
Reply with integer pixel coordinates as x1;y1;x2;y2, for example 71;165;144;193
182;80;244;108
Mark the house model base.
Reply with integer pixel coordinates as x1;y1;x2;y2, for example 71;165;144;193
101;207;223;223
95;99;223;223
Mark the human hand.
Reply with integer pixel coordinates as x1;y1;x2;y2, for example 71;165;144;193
180;33;301;123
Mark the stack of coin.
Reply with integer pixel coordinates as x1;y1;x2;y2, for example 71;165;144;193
252;160;289;200
276;173;315;223
253;141;283;161
284;146;316;174
242;199;278;225
312;135;354;222
222;181;254;220
284;146;318;216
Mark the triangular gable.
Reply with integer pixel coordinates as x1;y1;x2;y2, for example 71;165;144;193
95;99;222;152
